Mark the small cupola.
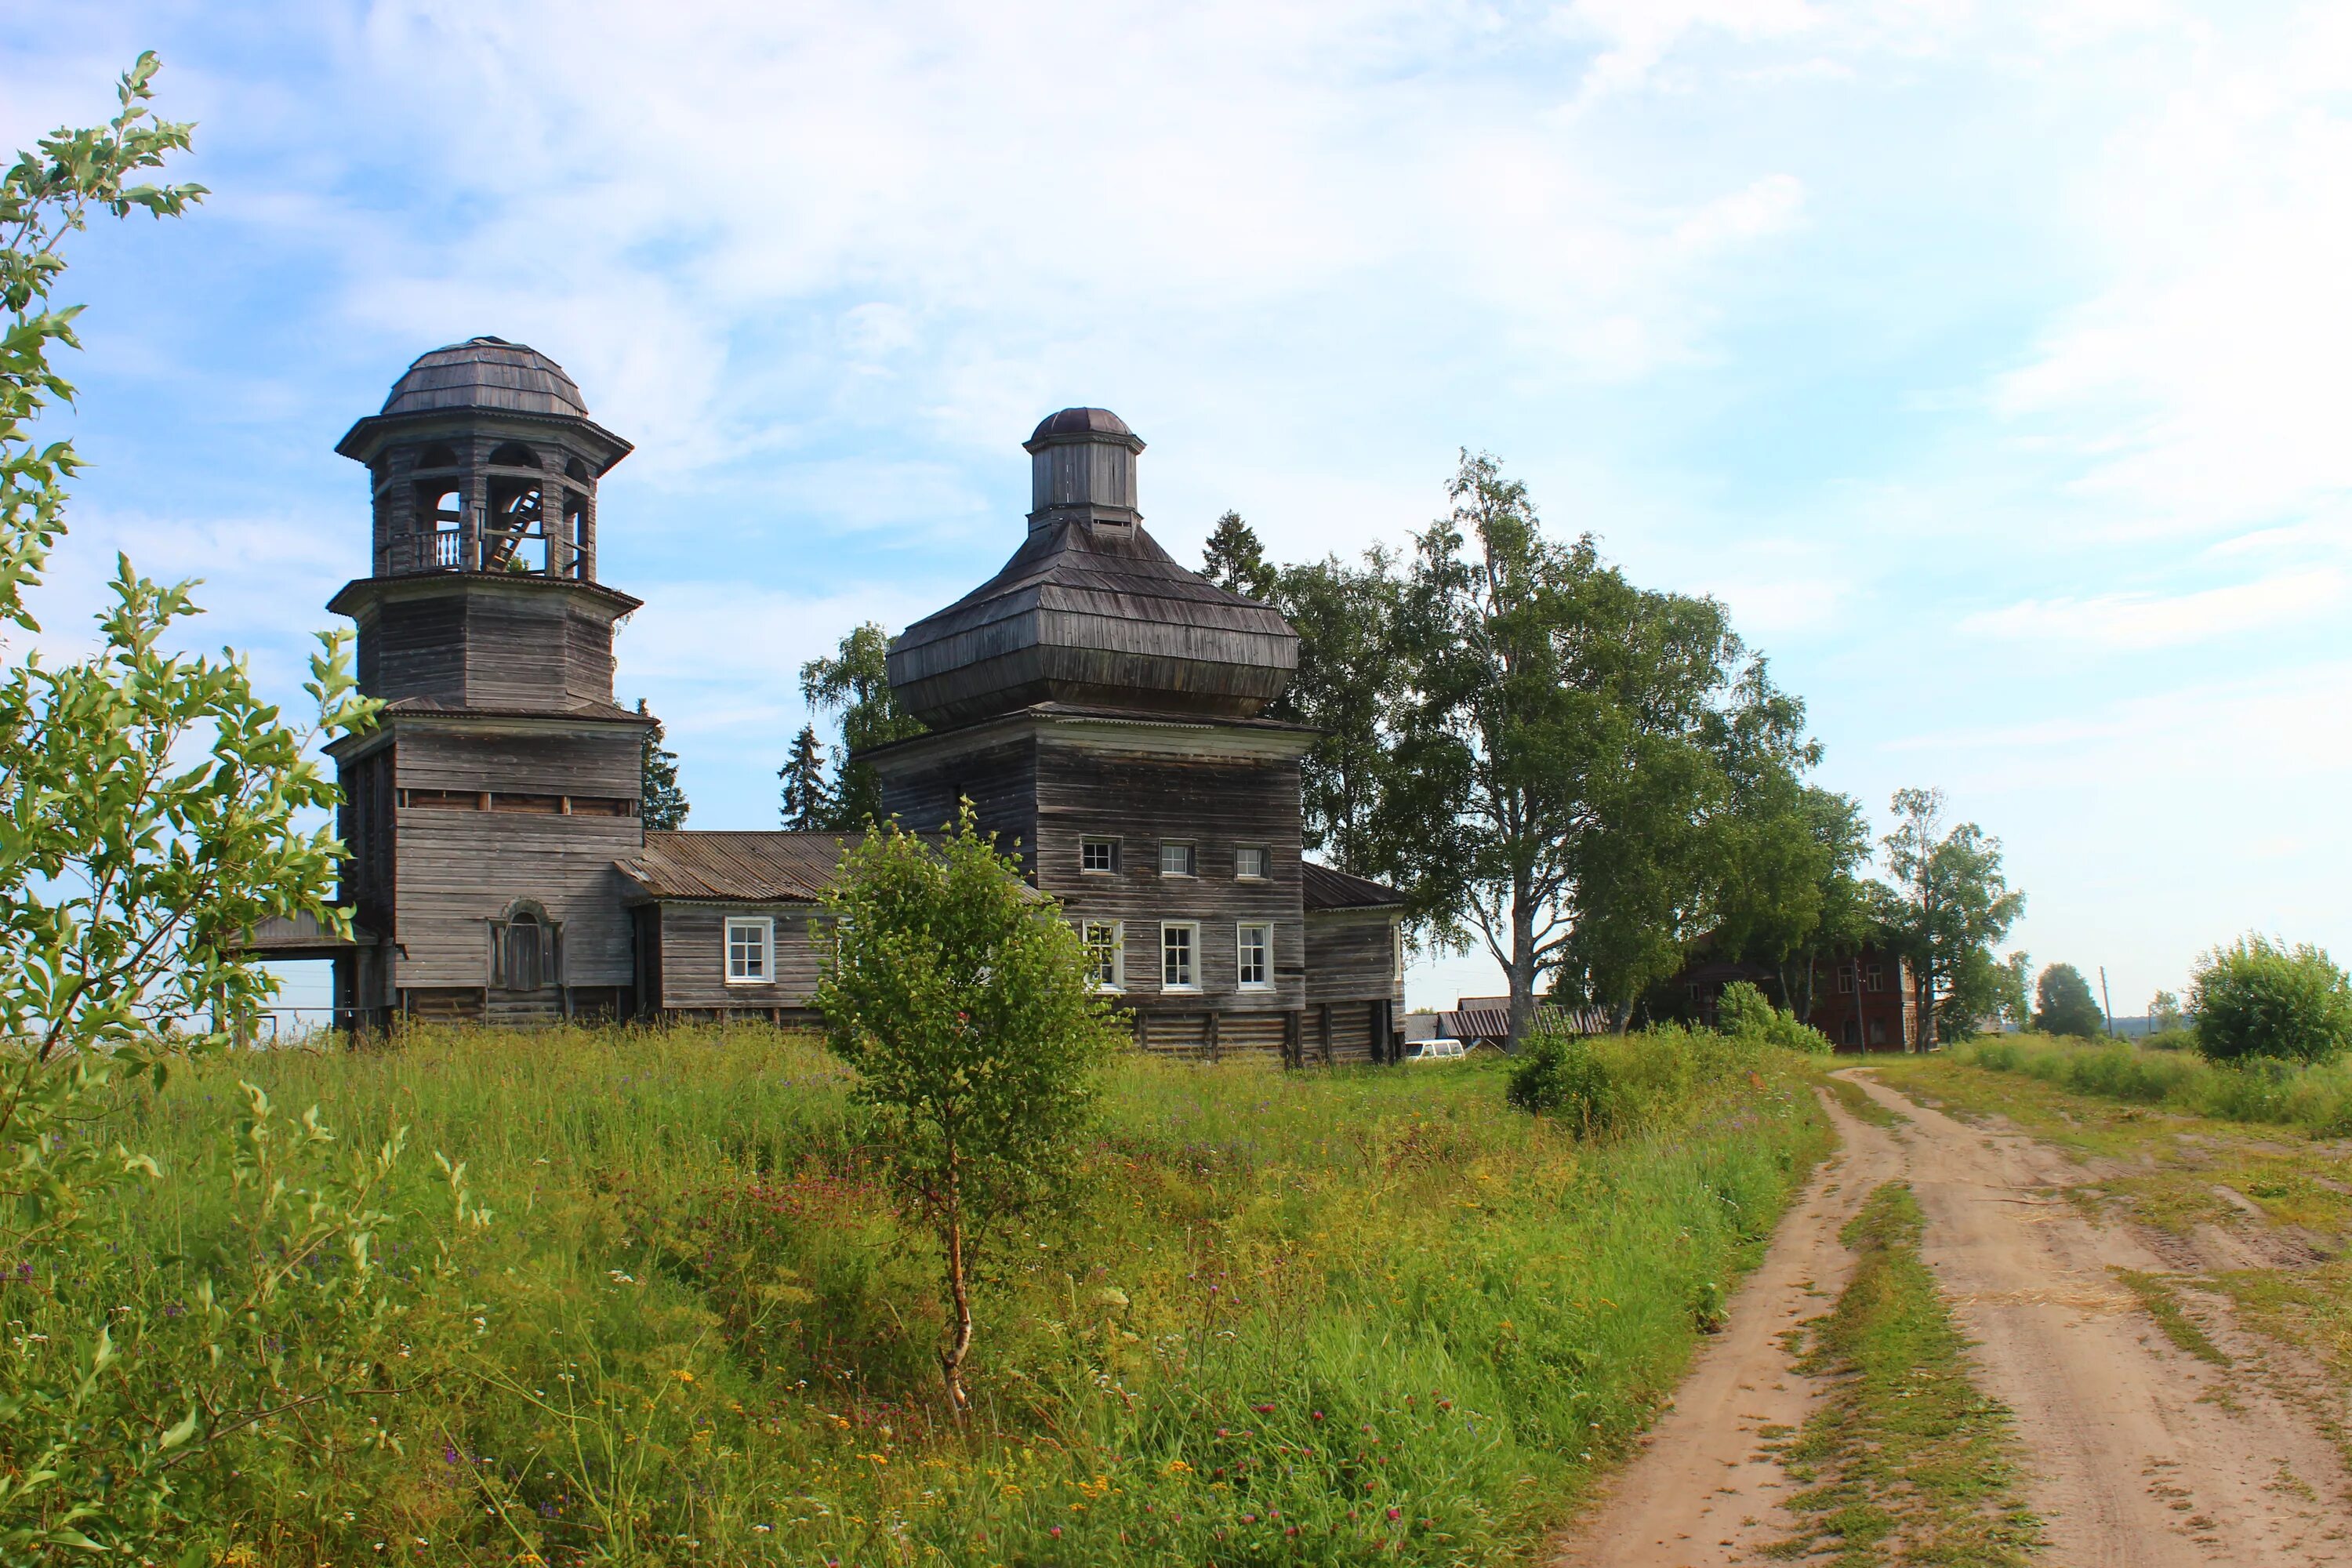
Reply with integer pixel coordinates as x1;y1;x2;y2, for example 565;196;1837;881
1025;407;1143;534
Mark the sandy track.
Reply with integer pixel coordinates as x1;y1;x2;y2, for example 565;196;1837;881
1556;1070;2352;1567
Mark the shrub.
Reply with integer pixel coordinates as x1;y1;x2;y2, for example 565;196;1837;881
1508;1022;1779;1137
2190;935;2352;1065
1718;981;1833;1055
1506;1030;1613;1130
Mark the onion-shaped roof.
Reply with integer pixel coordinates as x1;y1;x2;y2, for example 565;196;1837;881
380;336;590;419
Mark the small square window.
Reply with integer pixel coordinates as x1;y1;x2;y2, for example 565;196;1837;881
725;916;773;984
1236;923;1272;989
1160;843;1196;878
1081;837;1118;874
1162;922;1198;989
1082;920;1124;992
1235;846;1269;880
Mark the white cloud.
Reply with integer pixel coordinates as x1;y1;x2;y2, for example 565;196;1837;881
1960;568;2347;649
1992;5;2352;538
1551;0;1822;100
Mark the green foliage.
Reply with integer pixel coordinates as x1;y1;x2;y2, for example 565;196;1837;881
2031;961;2104;1039
634;696;688;829
34;1024;1828;1564
815;805;1125;1407
1719;786;1874;1021
776;719;829;830
1715;980;1831;1054
1200;507;1278;602
1876;787;2024;1044
0;55;390;1556
1994;949;2033;1030
2147;987;2186;1034
2190;934;2352;1065
1504;1020;1781;1135
1267;546;1409;880
1960;1034;2352;1134
1385;451;1817;1041
800;619;926;828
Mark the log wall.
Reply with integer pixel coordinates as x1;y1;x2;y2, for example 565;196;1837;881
646;902;826;1013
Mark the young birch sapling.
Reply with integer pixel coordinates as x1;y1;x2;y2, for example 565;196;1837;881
814;804;1123;1412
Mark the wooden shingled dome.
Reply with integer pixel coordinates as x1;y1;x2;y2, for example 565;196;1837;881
887;408;1299;728
378;336;591;419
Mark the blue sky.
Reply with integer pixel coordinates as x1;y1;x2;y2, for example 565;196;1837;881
7;1;2349;1017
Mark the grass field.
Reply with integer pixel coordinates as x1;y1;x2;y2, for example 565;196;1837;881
1955;1033;2352;1135
16;1025;1833;1565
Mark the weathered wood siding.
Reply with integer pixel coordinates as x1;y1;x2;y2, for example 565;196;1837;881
1304;909;1403;1010
359;597;467;704
334;745;399;1014
1037;736;1304;1014
390;806;642;989
877;731;1040;858
345;579;630;713
649;903;826;1012
396;727;641;799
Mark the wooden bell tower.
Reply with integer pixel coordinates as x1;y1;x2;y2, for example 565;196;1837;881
327;337;655;1029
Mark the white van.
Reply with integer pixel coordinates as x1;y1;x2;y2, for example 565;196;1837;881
1407;1037;1468;1062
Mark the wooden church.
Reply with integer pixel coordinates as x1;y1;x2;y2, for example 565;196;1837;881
307;338;1405;1062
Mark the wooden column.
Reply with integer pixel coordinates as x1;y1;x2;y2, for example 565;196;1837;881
1206;1010;1221;1064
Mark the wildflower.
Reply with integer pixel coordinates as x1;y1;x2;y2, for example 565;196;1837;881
1252;1403;1274;1414
1386;1508;1401;1521
1312;1410;1325;1421
1049;1526;1062;1538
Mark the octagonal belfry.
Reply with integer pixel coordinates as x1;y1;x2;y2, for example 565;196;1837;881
884;408;1299;728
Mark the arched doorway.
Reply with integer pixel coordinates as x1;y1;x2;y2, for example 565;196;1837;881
504;909;545;993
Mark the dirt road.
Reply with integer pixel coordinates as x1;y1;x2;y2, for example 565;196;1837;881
1557;1069;2352;1567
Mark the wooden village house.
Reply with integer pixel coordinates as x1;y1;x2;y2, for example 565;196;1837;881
261;339;1406;1062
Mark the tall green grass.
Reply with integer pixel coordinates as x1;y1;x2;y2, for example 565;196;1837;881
14;1025;1830;1565
1960;1033;2352;1134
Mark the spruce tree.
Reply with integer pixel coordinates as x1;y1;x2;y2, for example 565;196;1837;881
637;698;689;829
1201;510;1278;601
779;721;831;830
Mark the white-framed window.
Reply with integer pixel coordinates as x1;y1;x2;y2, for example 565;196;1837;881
725;916;774;984
1236;922;1272;989
1160;842;1196;878
1392;920;1406;983
1082;920;1125;992
1865;963;1886;992
1836;967;1856;993
1081;837;1118;874
1234;845;1269;880
1161;922;1199;990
